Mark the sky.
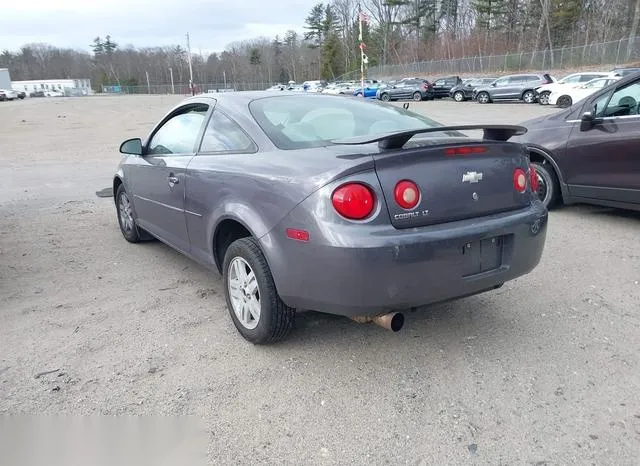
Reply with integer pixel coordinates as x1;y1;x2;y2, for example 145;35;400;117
0;0;314;55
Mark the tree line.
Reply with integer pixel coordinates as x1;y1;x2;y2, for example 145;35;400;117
1;0;639;91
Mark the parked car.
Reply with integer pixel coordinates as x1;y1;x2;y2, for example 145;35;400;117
510;72;640;211
0;89;19;100
113;91;548;343
16;90;26;99
376;79;434;101
548;76;620;108
609;67;640;78
353;82;383;98
450;77;498;102
431;75;463;98
535;71;610;105
473;73;554;104
29;90;45;98
322;82;355;95
0;90;5;101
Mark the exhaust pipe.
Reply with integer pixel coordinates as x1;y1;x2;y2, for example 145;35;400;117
351;312;405;332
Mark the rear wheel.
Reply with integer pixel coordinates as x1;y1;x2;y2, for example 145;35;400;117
380;93;391;102
223;237;295;344
453;91;465;102
538;91;550;105
477;92;490;104
531;161;560;209
556;95;572;108
522;90;536;103
355;92;363;97
412;92;422;101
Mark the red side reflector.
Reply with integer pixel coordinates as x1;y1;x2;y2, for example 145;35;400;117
529;164;539;193
444;146;488;156
286;228;309;242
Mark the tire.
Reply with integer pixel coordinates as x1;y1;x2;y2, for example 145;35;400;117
412;92;422;101
453;91;465;102
531;161;560;209
538;91;550;105
522;90;536;103
380;93;390;102
556;95;572;108
477;92;490;104
115;184;154;243
356;92;363;97
223;237;295;344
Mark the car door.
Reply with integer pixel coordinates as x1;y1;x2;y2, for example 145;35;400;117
128;102;210;252
432;79;447;97
489;76;511;99
184;108;259;267
564;77;640;204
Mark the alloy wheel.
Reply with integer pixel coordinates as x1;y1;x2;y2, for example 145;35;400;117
454;92;464;102
538;92;550;105
118;192;134;234
227;257;261;330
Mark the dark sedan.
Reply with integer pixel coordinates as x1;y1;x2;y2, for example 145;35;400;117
510;71;640;211
376;79;434;101
114;92;547;344
450;77;498;102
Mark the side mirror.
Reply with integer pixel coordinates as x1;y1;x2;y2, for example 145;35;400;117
491;82;497;87
579;111;597;131
120;138;143;155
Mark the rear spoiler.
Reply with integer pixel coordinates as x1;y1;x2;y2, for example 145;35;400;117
331;125;527;150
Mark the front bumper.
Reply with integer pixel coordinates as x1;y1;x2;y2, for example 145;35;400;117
261;202;548;317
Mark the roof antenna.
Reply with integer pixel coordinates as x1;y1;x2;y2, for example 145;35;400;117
403;102;410;109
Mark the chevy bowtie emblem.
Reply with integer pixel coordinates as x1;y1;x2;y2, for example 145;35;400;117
462;171;483;183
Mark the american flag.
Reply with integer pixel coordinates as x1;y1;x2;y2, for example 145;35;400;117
358;11;369;23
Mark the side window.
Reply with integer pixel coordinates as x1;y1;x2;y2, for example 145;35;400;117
434;80;445;86
199;110;256;153
600;80;640;117
148;104;208;155
592;92;612;117
508;76;524;84
563;75;581;83
494;77;508;86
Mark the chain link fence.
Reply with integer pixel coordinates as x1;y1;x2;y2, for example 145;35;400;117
354;36;640;80
102;82;273;95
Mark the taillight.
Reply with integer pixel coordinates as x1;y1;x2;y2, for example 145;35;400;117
529;164;539;193
513;168;527;193
421;84;428;90
332;183;375;220
444;146;488;156
394;180;420;210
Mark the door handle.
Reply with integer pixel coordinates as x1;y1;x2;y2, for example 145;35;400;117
168;175;179;185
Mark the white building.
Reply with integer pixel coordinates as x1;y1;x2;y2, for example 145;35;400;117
11;78;93;96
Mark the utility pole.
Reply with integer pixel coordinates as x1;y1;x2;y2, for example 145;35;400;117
145;70;151;94
186;32;194;95
169;67;175;94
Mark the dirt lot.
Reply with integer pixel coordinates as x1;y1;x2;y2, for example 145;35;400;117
1;95;639;464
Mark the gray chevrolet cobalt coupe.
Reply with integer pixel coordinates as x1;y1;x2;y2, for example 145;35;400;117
113;92;548;344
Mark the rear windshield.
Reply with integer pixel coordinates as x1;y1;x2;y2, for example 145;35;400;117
248;94;452;150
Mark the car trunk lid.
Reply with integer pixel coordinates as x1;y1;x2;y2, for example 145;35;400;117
372;140;532;229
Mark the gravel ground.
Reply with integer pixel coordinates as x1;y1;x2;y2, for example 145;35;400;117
1;95;639;465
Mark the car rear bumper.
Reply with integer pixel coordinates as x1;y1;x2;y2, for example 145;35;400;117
260;202;548;317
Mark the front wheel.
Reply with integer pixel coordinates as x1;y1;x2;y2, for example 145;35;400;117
412;92;422;101
522;90;536;103
223;237;295;344
477;92;490;104
116;184;146;243
538;91;550;105
355;92;363;98
453;91;465;102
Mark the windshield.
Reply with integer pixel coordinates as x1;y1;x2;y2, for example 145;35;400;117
248;94;452;150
